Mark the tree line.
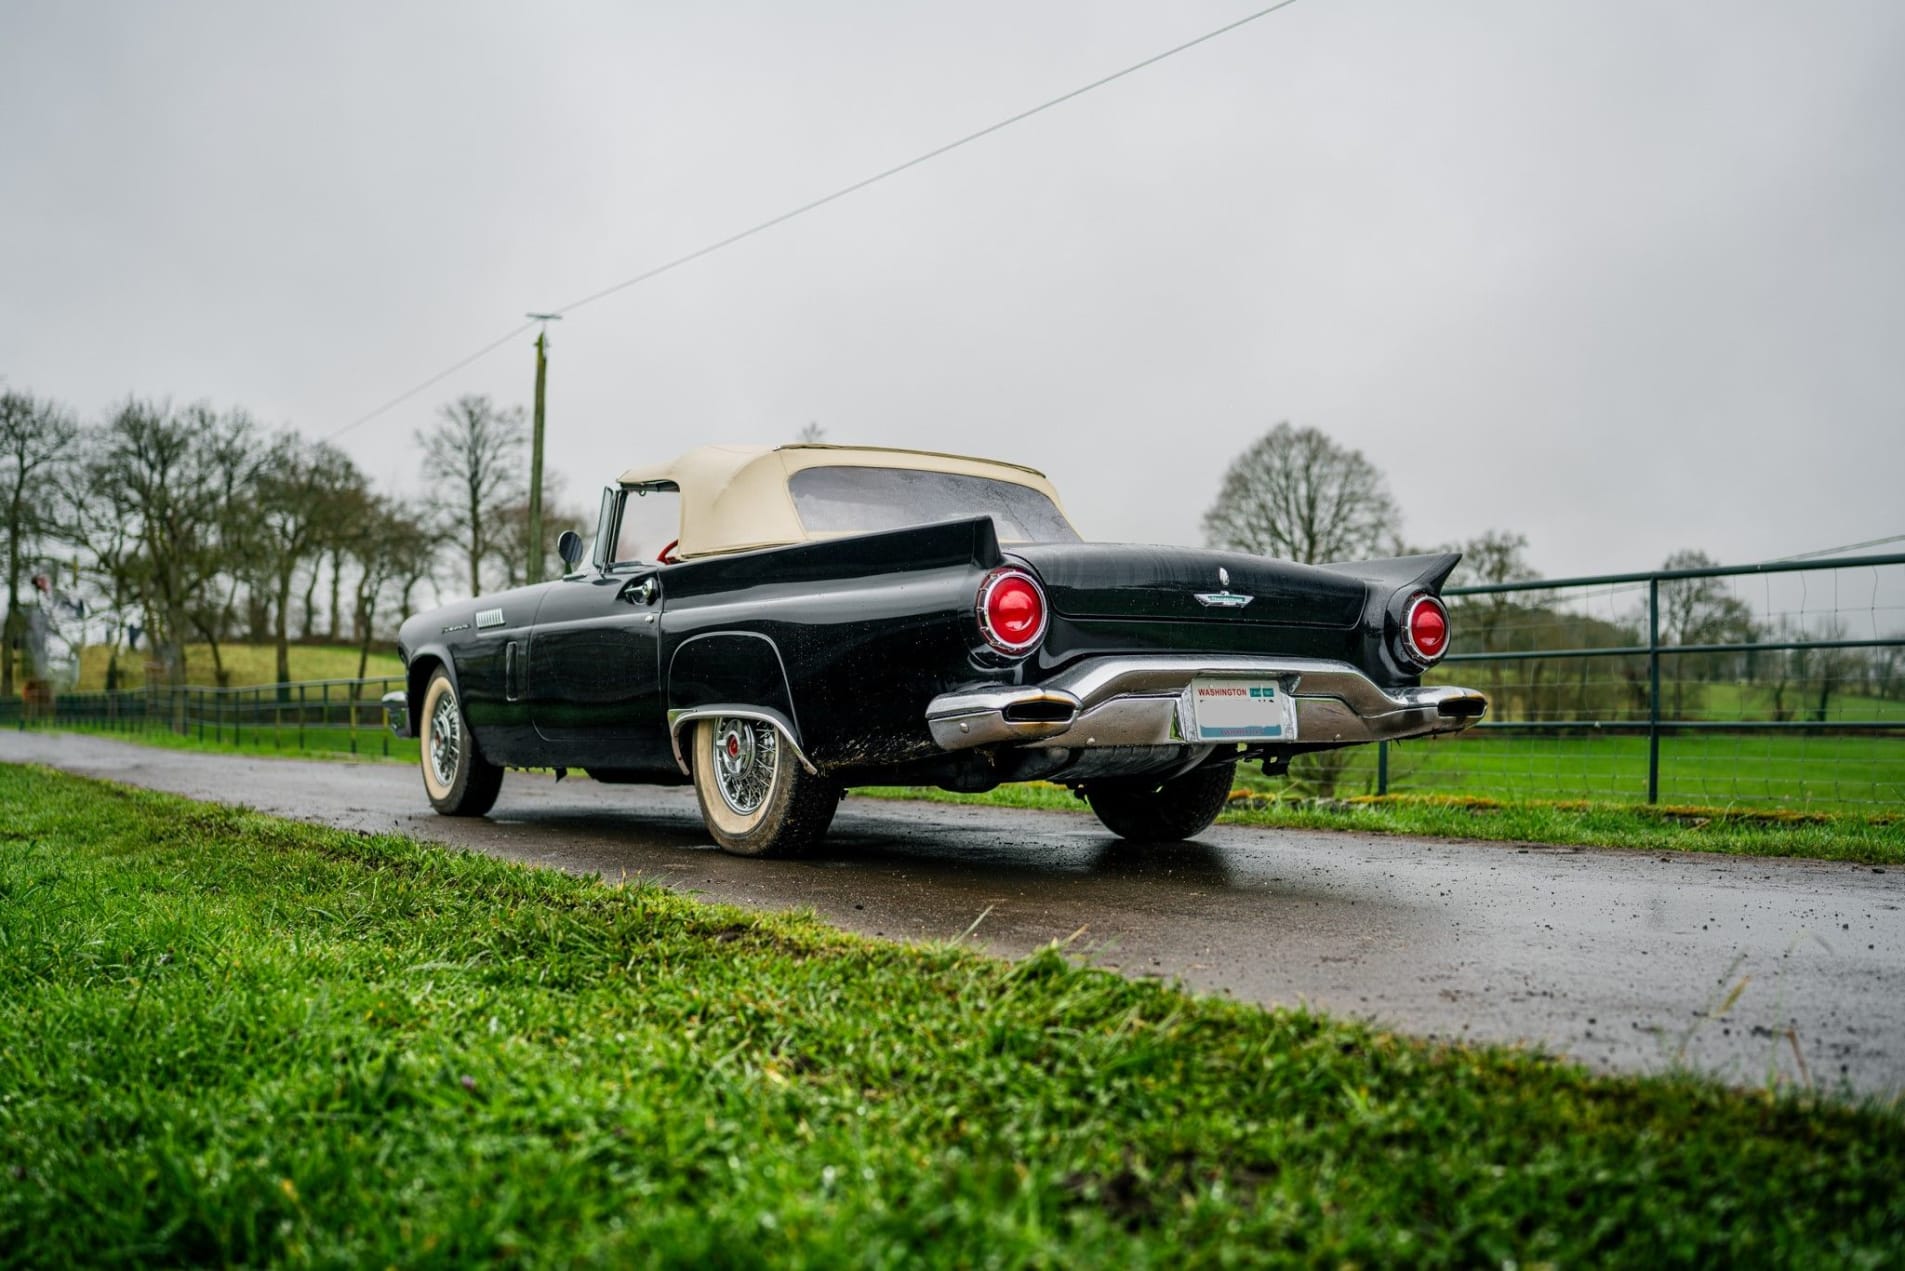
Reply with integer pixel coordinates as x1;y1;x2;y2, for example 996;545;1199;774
0;387;585;694
1203;422;1903;728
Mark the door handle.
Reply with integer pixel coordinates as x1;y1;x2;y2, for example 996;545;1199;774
620;576;658;606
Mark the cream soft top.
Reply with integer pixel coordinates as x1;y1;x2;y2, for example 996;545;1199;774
614;443;1070;560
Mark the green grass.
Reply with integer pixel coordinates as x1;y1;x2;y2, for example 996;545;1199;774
1694;683;1905;723
75;642;404;692
1237;730;1905;811
1;765;1900;1266
855;785;1905;866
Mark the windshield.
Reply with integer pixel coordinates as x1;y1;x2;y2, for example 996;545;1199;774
788;466;1080;544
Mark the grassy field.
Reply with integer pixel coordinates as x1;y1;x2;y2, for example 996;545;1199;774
1693;684;1905;722
1;765;1900;1265
1262;730;1905;810
74;642;404;692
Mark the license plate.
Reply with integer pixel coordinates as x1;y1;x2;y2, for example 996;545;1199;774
1182;677;1297;742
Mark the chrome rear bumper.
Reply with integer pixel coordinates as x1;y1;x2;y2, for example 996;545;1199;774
925;655;1485;753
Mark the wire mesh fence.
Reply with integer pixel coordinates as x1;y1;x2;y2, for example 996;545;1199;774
0;676;411;760
1379;552;1905;809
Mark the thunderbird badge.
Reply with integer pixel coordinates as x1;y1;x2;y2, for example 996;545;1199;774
1194;566;1254;609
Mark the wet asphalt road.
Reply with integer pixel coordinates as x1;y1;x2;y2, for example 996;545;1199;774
5;732;1901;1096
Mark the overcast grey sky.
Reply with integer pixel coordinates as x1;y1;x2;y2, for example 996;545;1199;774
2;0;1901;576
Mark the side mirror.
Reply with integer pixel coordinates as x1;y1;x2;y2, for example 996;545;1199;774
557;530;585;572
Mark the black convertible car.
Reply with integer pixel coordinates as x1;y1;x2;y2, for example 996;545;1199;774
388;444;1484;856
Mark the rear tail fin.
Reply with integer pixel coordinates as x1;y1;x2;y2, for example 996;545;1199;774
1327;551;1461;596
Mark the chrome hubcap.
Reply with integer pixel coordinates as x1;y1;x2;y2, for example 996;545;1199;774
429;692;461;789
711;717;776;816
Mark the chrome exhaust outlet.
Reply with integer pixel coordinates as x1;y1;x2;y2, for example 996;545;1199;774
926;686;1082;749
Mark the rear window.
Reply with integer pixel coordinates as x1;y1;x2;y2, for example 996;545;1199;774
788;466;1080;544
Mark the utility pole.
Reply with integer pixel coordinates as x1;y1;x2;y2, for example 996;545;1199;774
525;313;562;583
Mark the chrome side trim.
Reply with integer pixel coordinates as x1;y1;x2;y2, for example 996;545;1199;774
382;690;412;739
667;706;819;777
925;656;1486;753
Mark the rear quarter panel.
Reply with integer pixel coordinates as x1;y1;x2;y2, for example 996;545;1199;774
659;519;1011;768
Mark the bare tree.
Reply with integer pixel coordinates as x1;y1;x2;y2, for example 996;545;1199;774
342;496;433;680
1202;422;1401;563
295;473;369;642
177;407;263;687
1658;549;1755;717
490;471;591;588
0;390;78;696
92;399;254;690
59;430;144;690
254;435;364;686
796;421;826;443
417;394;525;598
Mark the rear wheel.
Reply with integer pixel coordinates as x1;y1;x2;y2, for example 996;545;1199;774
689;717;838;857
418;669;503;817
1084;762;1236;842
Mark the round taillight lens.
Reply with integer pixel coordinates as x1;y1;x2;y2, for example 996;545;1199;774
978;569;1047;656
1402;594;1450;666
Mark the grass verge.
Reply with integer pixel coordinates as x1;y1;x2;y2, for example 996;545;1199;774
2;765;1902;1265
855;783;1905;867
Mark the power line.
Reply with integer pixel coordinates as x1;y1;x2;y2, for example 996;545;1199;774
1773;534;1905;562
324;0;1303;441
325;321;536;440
548;0;1302;318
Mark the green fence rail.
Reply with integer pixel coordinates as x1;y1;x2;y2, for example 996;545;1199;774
1376;552;1905;808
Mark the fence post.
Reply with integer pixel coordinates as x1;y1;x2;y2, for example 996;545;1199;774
1377;741;1389;796
1647;576;1661;804
297;682;305;750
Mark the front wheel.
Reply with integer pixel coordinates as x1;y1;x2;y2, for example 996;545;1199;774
1084;762;1236;842
689;717;838;857
418;669;503;817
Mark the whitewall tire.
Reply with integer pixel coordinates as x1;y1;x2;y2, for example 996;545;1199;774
419;669;503;817
689;716;837;856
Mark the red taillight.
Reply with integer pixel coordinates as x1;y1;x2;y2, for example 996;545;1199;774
977;568;1047;656
1401;593;1450;667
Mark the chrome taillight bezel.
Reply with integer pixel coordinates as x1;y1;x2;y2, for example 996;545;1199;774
1398;592;1450;669
975;567;1049;658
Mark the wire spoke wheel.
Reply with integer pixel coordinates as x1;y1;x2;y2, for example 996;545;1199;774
418;669;503;817
710;717;778;816
689;716;838;857
428;692;462;790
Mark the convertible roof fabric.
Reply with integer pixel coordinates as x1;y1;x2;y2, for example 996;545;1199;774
615;444;1070;560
